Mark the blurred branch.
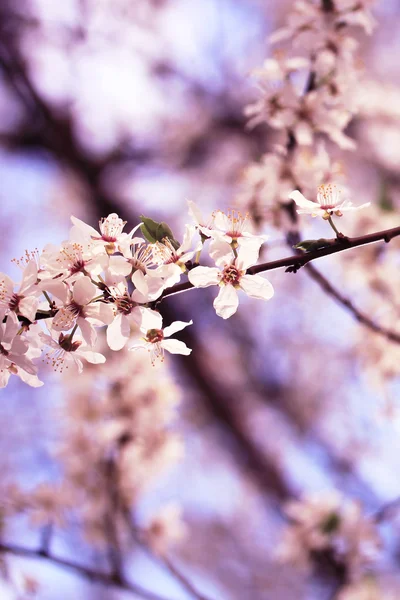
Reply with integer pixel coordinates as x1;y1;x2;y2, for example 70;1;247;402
121;507;217;600
304;262;400;345
0;542;174;600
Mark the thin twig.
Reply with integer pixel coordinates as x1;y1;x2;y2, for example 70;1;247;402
0;542;174;600
121;508;216;600
305;262;400;344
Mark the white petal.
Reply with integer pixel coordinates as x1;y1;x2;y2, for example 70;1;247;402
208;239;234;267
73;276;97;306
213;211;230;231
108;255;132;277
77;348;106;365
70;216;100;238
140;308;163;332
78;317;97;346
163;320;193;338
213;285;239;319
85;302;114;325
132;269;148;295
3;312;21;343
18;297;39;322
289;190;319;210
178;225;195;254
239;274;274;300
107;314;130;351
161;339;192;356
236;242;261;270
20;261;38;293
188;266;220;288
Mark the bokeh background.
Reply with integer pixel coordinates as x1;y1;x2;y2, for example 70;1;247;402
0;0;400;598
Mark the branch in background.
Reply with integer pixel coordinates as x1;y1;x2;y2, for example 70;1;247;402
121;507;217;600
0;542;174;600
305;263;400;345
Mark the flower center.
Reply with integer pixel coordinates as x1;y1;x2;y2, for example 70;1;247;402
221;265;242;287
70;259;86;275
9;293;21;312
58;333;82;353
116;294;135;315
66;301;84;317
146;328;164;343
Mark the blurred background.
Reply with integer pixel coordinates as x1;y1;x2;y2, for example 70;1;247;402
0;0;400;598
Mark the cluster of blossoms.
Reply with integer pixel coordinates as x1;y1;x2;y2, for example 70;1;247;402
278;491;381;579
238;0;376;228
0;204;276;388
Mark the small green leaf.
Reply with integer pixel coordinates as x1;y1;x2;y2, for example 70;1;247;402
294;238;334;252
140;215;180;248
378;180;394;212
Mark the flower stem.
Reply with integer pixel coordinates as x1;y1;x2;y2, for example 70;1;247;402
327;216;342;238
43;291;53;307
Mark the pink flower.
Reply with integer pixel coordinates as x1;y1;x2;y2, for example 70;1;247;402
52;276;113;345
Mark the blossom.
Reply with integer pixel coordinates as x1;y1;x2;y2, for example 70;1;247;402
210;209;268;266
188;243;274;319
289;184;370;219
41;240;108;281
278;492;381;577
130;310;192;364
70;213;141;254
152;225;201;288
145;503;187;556
40;331;106;373
106;276;157;351
187;200;215;237
52;276;114;345
0;261;41;322
0;312;38;387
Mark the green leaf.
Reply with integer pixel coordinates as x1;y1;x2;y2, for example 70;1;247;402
378;180;394;212
140;215;180;248
294;238;334;252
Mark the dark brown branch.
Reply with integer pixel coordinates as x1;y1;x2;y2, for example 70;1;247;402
157;224;400;302
0;542;174;600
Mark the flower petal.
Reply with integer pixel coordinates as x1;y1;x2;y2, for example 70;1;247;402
161;339;192;356
107;314;130;351
213;284;239;319
188;266;220;288
163;320;193;338
73;276;97;306
239;274;274;300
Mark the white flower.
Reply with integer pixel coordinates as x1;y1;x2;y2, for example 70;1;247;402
130;310;192;364
289;184;370;218
0;312;38;387
70;213;141;254
210;209;268;266
106;277;154;351
187;200;215;238
188;243;274;319
40;331;106;373
152;225;201;288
